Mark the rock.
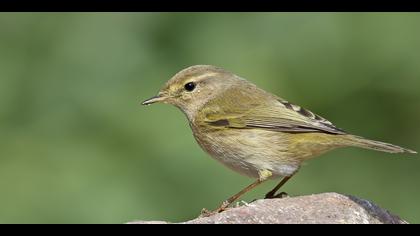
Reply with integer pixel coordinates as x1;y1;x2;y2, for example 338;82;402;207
128;192;407;224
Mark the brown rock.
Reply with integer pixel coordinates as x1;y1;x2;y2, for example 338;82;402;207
128;192;407;224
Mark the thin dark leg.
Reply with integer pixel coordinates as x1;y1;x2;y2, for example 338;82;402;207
200;170;273;217
265;175;294;199
200;177;269;217
216;178;267;212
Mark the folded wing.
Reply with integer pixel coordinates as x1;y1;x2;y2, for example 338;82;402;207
201;85;346;135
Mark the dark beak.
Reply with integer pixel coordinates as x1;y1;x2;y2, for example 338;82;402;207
141;95;167;105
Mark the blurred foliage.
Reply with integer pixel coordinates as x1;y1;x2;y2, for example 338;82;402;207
0;13;419;223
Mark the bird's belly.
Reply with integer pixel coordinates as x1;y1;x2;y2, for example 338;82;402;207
192;128;301;179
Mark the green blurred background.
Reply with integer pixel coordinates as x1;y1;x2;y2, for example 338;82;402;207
0;13;419;223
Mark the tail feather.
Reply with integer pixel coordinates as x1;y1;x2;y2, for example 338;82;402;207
344;135;417;154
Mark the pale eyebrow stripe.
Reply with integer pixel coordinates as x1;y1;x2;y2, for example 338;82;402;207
194;72;220;82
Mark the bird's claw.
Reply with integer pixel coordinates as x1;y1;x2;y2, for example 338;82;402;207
265;191;289;199
199;208;215;218
199;201;231;218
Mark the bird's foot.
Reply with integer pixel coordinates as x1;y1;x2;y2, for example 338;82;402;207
237;200;254;207
199;208;216;218
265;191;289;199
198;201;231;218
249;198;258;203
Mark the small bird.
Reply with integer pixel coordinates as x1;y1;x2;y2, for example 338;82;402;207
142;65;416;215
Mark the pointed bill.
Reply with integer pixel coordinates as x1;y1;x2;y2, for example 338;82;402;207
141;95;167;105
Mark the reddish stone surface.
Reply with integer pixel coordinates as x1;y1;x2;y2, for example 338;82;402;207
128;193;407;224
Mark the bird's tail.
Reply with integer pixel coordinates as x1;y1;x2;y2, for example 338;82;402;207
342;135;417;154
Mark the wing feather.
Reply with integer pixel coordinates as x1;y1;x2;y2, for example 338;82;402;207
200;85;346;135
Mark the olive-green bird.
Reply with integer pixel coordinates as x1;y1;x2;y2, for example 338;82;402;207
142;65;416;215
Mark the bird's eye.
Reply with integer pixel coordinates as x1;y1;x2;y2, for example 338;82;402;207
184;82;196;92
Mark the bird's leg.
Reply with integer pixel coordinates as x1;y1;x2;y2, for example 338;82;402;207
264;174;295;199
200;170;272;217
216;170;272;212
216;180;263;211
